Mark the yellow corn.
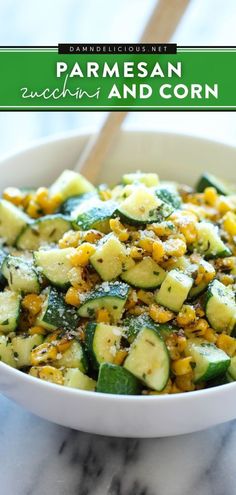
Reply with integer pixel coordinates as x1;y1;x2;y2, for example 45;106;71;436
166;333;187;360
65;287;81;307
218;273;234;286
139;238;154;253
171;357;192;376
147;222;175;237
22;294;43;315
217;196;235;214
109;218;129;242
29;366;64;385
125;289;138;310
26;200;41;219
175;372;195;392
129;246;143;260
35;187;49;206
137;290;154;306
3;187;24;206
113;349;128;365
223;211;236;236
176;305;196;327
164;238;187;257
185;318;209;338
216;334;236;356
99;189;112;201
70;242;95;267
83;230;103;243
28;325;46;336
170;382;182;394
56;338;72;353
31;343;57;366
152;239;165;262
149;304;174;323
204;187;218;206
59;230;82;248
96;308;110;323
128;306;146;316
204;327;217;343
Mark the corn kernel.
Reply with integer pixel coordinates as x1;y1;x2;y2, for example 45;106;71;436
217;196;235;214
3;187;24;206
125;289;138;310
149;304;174;323
138;238;154;253
164;238;186;257
96;308;110;323
56;338;72;353
113;349;128;365
110;218;129;241
176;305;196;327
129;246;143;260
170;382;182;394
152;239;165;262
26;200;41;219
218;273;234;286
204;327;217;343
99;190;112;201
65;287;81;307
166;333;187;360
148;222;175;237
22;294;43;315
216;333;236;356
171;356;192;376
59;230;82;248
28;325;46;336
204;187;218;206
70;242;95;267
29;365;64;385
223;211;236;236
83;230;103;243
31;343;57;365
175;372;195;392
137;290;154;306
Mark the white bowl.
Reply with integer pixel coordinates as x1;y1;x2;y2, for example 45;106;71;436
0;129;236;438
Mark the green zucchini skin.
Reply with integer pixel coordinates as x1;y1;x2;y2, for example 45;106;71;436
96;363;141;395
85;322;123;371
78;282;130;323
196;172;235;195
16;214;71;251
72;200;117;233
36;287;80;332
0;249;7;289
2;255;40;294
60;192;98;216
156;187;181;209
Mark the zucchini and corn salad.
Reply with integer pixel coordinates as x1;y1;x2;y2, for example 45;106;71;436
1;169;236;395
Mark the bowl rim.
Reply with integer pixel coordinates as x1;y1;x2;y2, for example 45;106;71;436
0;127;236;403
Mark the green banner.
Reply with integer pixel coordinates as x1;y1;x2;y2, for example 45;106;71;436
0;47;236;110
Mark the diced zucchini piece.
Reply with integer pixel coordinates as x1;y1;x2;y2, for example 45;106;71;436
189;259;215;299
228;355;236;380
186;340;230;383
34;247;75;288
194;221;231;259
121;256;166;289
0;249;7;289
85;322;123;370
73;199;117;233
36;287;79;332
12;334;43;368
123;313;159;343
16;214;71;251
60;191;98;216
156;186;181;209
116;186;173;225
0;199;30;245
122;172;159;187
64;368;96;391
97;363;141;395
196;172;235;195
78;282;129;323
2;255;40;293
90;234;133;281
124;327;169;391
53;340;87;373
155;269;193;312
0;335;16;367
50;169;95;200
0;291;21;333
205;279;236;334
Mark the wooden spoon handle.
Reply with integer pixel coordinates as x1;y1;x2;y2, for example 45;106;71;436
75;0;190;181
